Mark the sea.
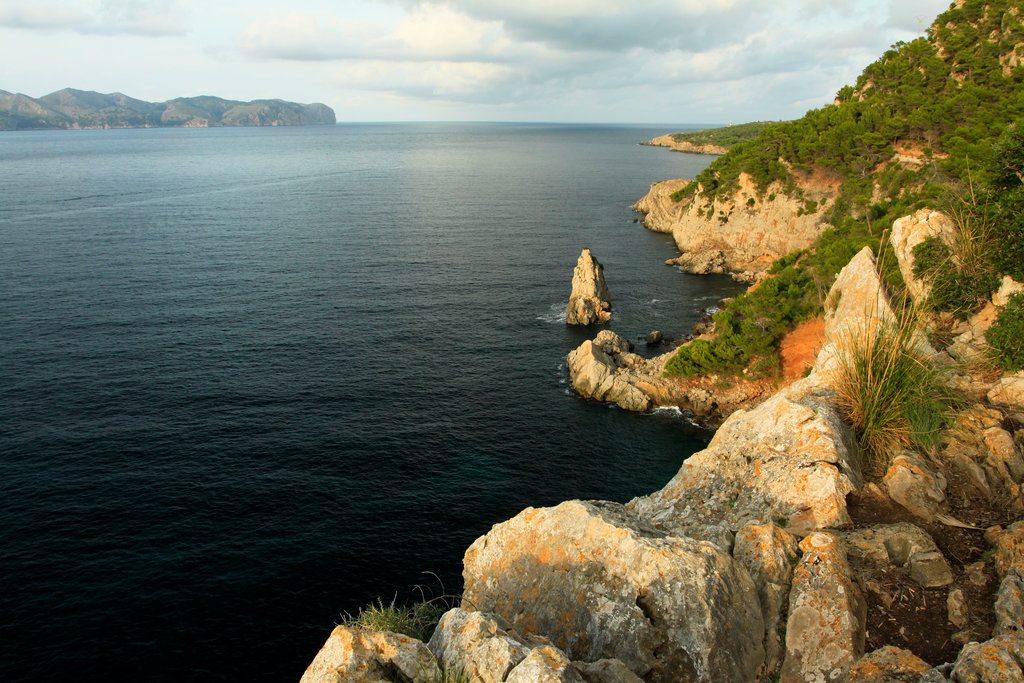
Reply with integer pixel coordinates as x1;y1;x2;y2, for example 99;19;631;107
0;123;745;681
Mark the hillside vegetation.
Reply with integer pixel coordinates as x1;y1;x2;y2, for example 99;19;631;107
669;121;776;150
665;0;1024;379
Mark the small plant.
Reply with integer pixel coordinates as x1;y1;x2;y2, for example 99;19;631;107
833;312;960;474
343;598;448;642
986;292;1024;371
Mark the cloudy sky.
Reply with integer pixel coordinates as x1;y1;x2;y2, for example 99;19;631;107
1;0;952;123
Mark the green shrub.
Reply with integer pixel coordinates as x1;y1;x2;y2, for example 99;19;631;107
833;315;960;474
987;292;1024;371
912;235;999;317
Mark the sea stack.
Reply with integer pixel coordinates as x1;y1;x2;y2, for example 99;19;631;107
566;248;611;325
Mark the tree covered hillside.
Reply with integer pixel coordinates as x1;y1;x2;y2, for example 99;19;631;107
664;0;1024;379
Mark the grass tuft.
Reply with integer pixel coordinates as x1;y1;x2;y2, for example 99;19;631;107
343;597;448;642
833;310;959;475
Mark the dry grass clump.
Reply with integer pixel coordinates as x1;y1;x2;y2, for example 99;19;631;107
833;313;959;475
343;597;447;642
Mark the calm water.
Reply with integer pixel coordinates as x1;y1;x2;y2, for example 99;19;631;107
0;123;742;680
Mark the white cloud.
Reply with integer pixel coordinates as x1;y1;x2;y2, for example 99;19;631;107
0;0;188;36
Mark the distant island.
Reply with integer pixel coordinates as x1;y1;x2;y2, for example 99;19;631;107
0;88;336;131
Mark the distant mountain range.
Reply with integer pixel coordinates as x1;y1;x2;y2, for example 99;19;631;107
0;88;336;130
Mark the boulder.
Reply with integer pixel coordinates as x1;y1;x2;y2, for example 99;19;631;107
948;634;1024;682
889;209;957;307
989;376;1024;410
883;453;948;522
573;659;644;683
847;646;930;682
428;609;530;683
506;646;584;683
988;522;1024;580
301;625;441;683
665;250;729;275
566;249;612;325
566;339;654;412
461;500;765;682
780;532;866;683
995;572;1024;636
842;523;953;588
644;330;664;345
993;276;1024;307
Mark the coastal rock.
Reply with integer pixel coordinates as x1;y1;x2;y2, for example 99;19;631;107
566;338;654;412
733;522;800;678
629;377;861;538
461;500;765;682
428;609;530;683
995;572;1024;635
644;330;663;346
566;249;611;325
890;209;957;306
988;522;1024;579
573;659;644;683
633;172;830;274
301;625;440;683
883;452;948;523
780;532;866;683
643;134;727;156
847;646;930;682
506;646;584;683
948;634;1024;681
665;249;729;275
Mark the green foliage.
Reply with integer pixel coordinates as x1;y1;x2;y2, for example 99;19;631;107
912;234;999;317
669;121;778;149
987;293;1024;371
343;598;447;642
834;315;961;474
984;122;1024;280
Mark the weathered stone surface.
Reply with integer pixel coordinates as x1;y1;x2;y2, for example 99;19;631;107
461;500;765;682
566;339;654;412
993;276;1024;307
984;428;1024;484
949;633;1024;682
995;572;1024;636
301;625;440;683
428;609;528;683
948;588;969;629
847;646;931;682
593;329;633;355
987;522;1024;579
506;646;584;683
642;134;727;156
665;249;729;275
630;378;861;537
843;523;953;588
573;658;644;683
566;248;611;325
733;522;800;678
633;172;829;274
989;376;1024;410
781;532;866;683
890;209;957;306
883;452;948;522
644;330;663;345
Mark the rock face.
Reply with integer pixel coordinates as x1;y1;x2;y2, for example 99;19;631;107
566;249;612;325
633;173;829;274
642;134;727;155
461;500;765;682
889;209;957;306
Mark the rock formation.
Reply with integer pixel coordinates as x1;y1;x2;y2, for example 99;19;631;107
641;134;728;156
632;172;831;276
565;249;612;325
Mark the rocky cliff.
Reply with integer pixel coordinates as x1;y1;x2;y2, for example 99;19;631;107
304;237;1024;682
641;134;727;156
632;171;834;278
0;88;336;130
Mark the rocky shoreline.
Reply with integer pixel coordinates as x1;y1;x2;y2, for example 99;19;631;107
640;134;728;156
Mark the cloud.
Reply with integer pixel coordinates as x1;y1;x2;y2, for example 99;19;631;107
0;0;188;36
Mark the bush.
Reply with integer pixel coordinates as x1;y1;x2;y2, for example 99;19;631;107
833;314;960;474
912;234;999;318
987;292;1024;371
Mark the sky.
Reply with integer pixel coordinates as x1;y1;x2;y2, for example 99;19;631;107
0;0;953;123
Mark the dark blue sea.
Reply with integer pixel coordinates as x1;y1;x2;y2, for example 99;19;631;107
0;123;743;681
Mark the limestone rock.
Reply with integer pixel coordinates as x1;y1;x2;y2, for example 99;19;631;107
993;276;1024;307
780;532;866;683
733;522;800;678
566;249;611;326
506;646;584;683
890;209;957;306
883;452;948;522
988;522;1024;580
665;249;729;275
949;633;1024;682
301;625;441;683
842;523;953;588
984;428;1024;484
566;339;654;412
948;588;969;629
989;376;1024;410
633;173;828;274
461;500;765;682
995;572;1024;636
629;378;861;538
644;330;663;345
847;646;930;682
428;609;529;683
593;329;633;355
573;658;644;683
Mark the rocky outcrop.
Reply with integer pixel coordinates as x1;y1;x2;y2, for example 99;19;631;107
461;500;765;682
641;134;727;156
633;172;830;275
890;209;957;306
301;625;440;683
847;646;930;682
566;249;612;325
